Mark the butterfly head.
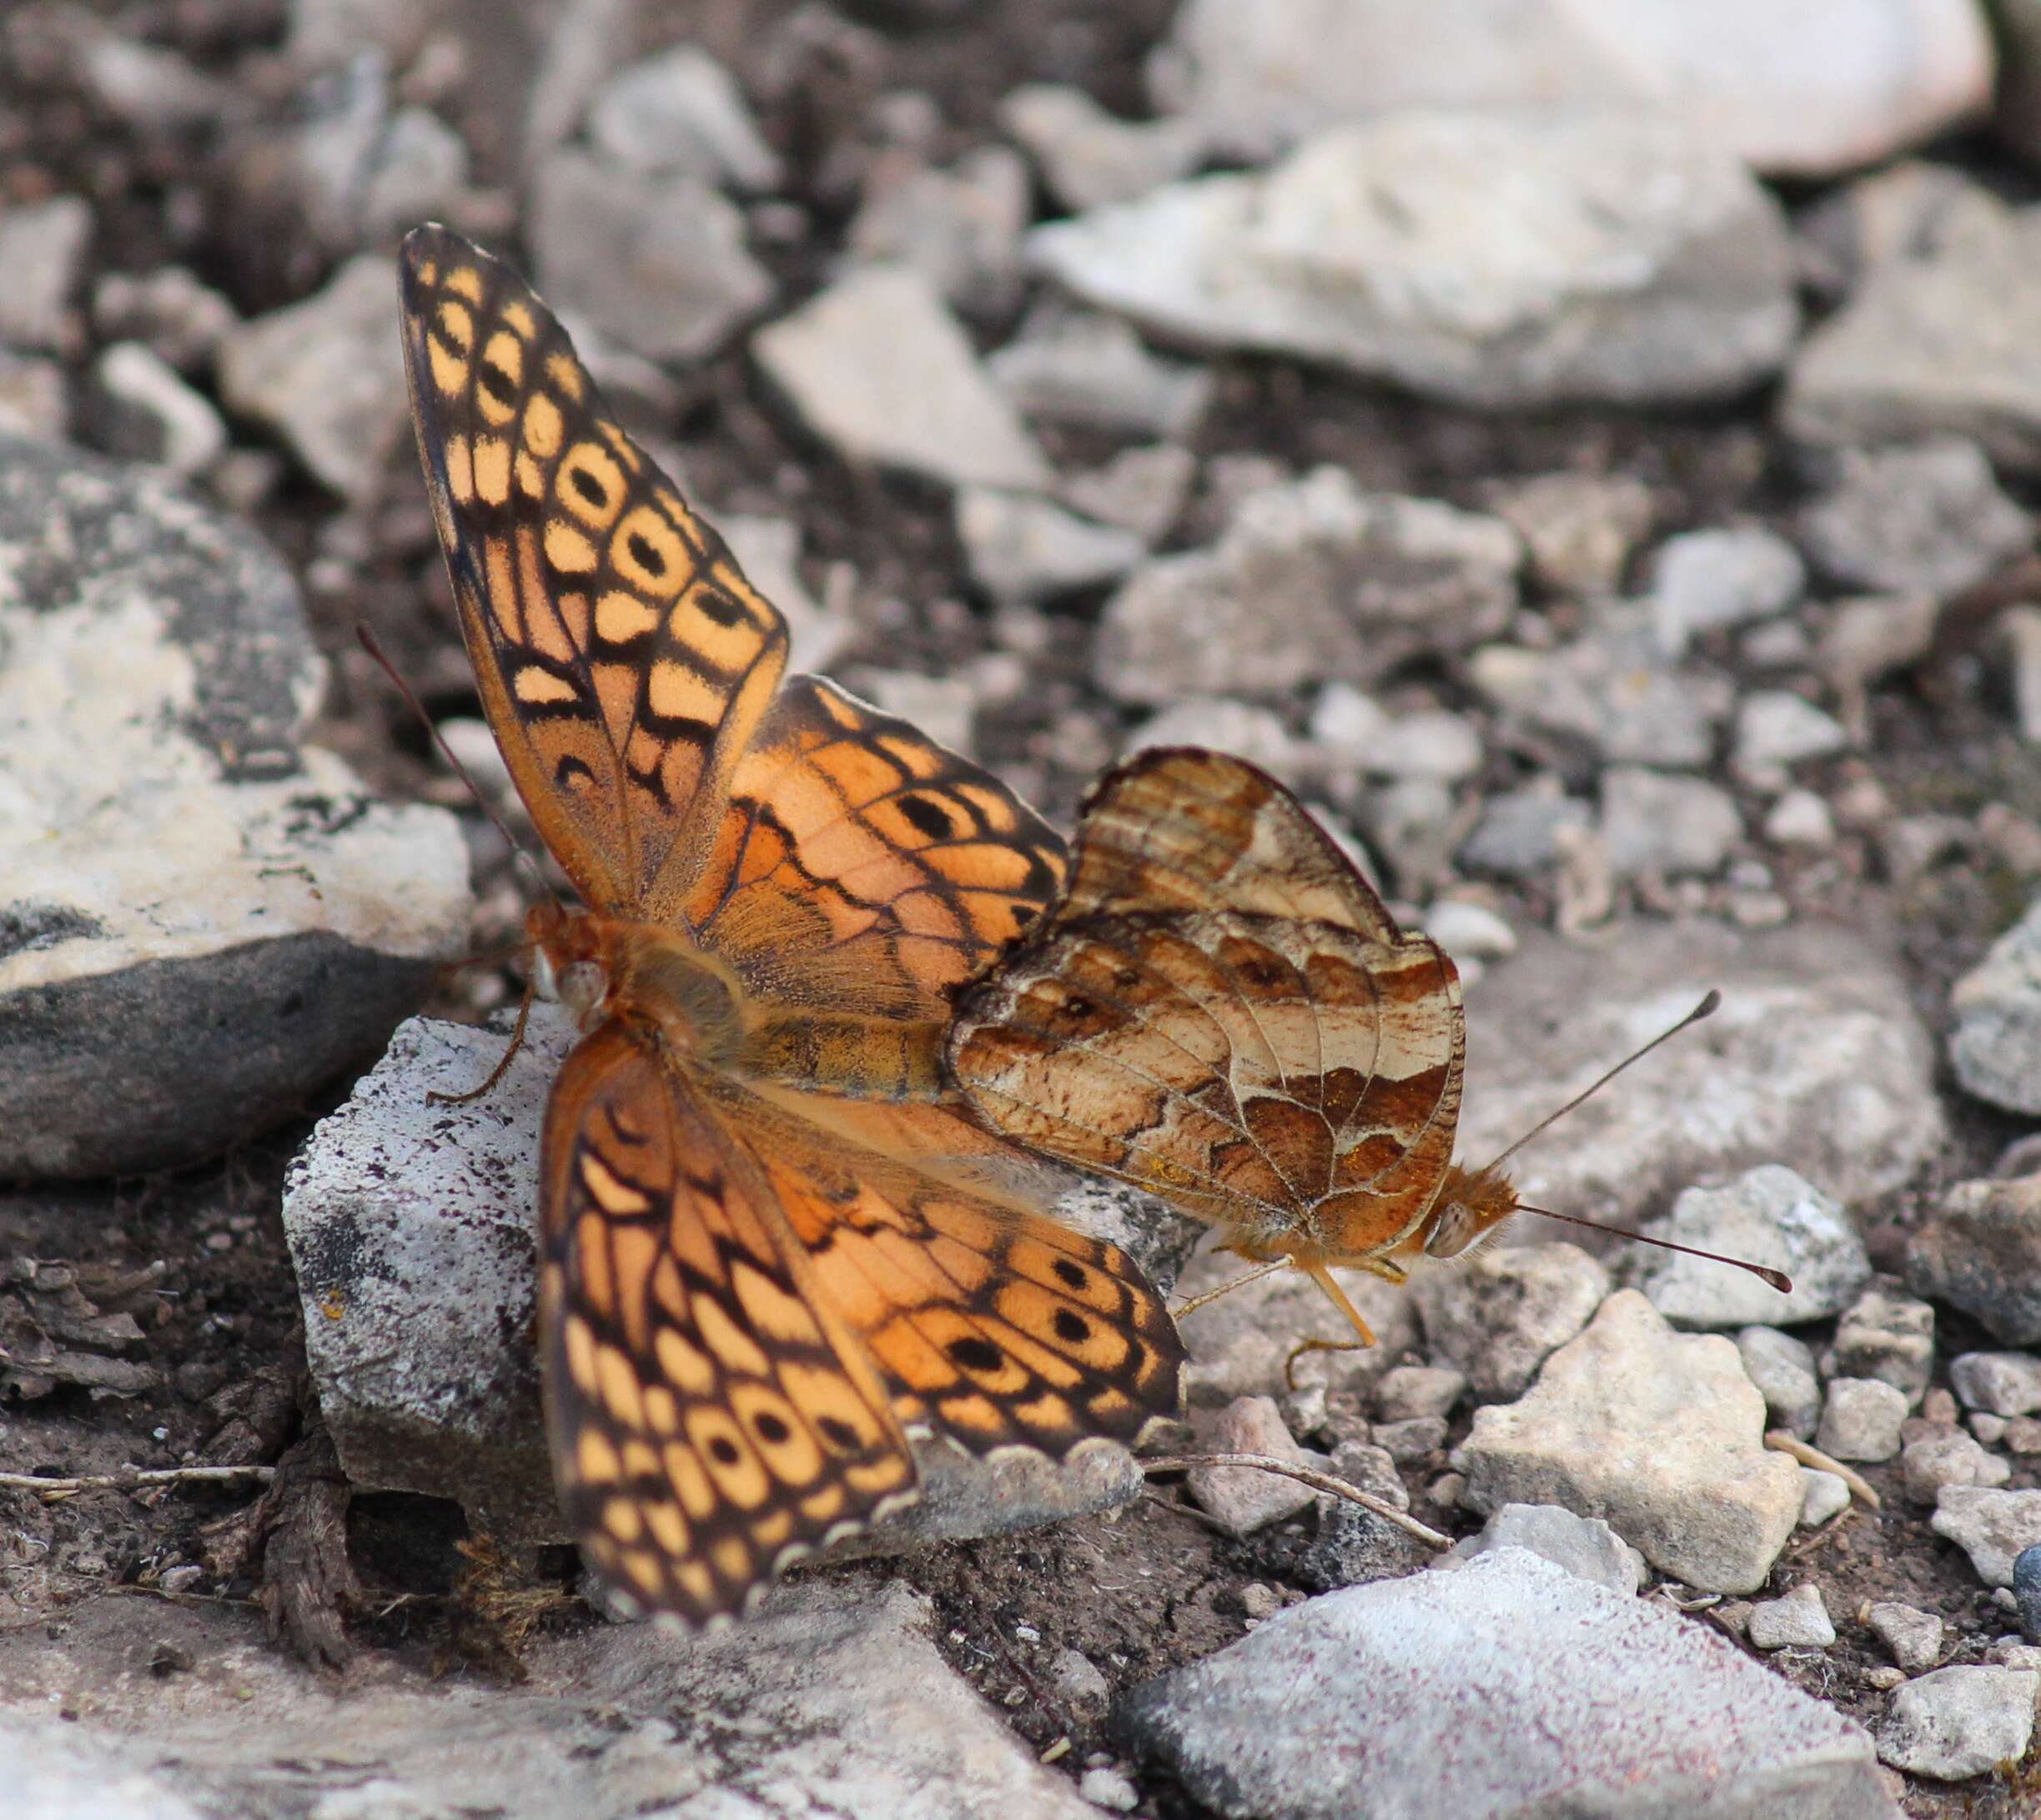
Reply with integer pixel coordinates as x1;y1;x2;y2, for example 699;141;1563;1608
1415;1160;1521;1263
527;901;609;1026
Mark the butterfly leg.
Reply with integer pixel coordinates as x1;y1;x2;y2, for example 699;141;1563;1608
429;977;535;1107
1169;1257;1290;1321
1300;1260;1379;1348
1284;1335;1370;1391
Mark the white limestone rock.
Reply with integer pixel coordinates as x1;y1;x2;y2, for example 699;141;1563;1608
0;436;468;1179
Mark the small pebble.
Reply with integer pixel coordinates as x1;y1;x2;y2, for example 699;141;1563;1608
1865;1601;1943;1674
2015;1545;2041;1644
158;1564;203;1596
1078;1767;1140;1813
1863;1666;1908;1691
1817;1377;1909;1462
1799;1468;1850;1528
1239;1581;1283;1621
1047;1647;1109;1722
1372;1416;1447;1462
1747;1583;1836;1650
1971;1412;2008;1446
1373;1365;1467;1422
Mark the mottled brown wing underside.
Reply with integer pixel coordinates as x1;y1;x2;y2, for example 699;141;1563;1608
400;224;790;919
948;748;1465;1258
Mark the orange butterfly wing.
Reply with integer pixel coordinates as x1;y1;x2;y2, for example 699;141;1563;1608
948;748;1466;1266
401;227;1180;1626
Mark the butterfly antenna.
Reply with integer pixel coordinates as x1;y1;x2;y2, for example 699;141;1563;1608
1483;990;1721;1177
1514;1202;1792;1294
354;622;559;909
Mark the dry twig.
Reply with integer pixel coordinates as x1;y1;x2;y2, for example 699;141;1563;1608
1763;1430;1882;1511
1142;1452;1451;1549
0;1464;275;1501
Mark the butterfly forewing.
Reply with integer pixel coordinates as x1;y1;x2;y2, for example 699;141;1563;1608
949;748;1465;1257
400;224;790;918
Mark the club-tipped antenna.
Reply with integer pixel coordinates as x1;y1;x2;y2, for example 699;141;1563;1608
1483;989;1721;1178
355;621;558;909
1515;1202;1792;1295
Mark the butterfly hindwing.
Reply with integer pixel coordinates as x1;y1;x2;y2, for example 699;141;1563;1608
539;1022;917;1624
948;749;1465;1249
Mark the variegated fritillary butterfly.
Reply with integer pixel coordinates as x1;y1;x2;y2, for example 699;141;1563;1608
946;747;1522;1346
398;226;1183;1626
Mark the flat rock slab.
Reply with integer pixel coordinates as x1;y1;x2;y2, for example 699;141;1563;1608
1028;113;1797;410
0;1576;1099;1820
1453;920;1943;1234
1149;0;1991;178
1453;1291;1802;1594
1121;1547;1897;1820
0;435;470;1179
283;1006;1196;1550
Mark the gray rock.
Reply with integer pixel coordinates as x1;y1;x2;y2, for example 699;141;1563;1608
0;196;92;352
529;150;772;363
0;351;68;441
1816;594;1943;730
584;45;781;189
1374;1417;1448;1462
1048;1647;1110;1722
1483;471;1654;596
1732;690;1852;782
989;304;1213;439
1817;1379;1911;1463
1598;767;1742;879
1127;699;1300;784
1909;1174;2041;1343
1747;1583;1836;1650
1420;901;1518;965
1295;1501;1430;1591
754;265;1049;492
1374;1365;1466;1423
2009;605;2041;744
0;436;466;1179
1454;921;1943;1232
1866;1600;1945;1673
1172;1243;1414;1404
1326;1440;1408;1510
1454;1291;1802;1594
1440;1501;1643;1596
1470;602;1734;769
1932;1486;2041;1586
1649;525;1806;654
1093;466;1517;705
356;105;471;245
2017;1545;2041;1643
1058;444;1196;546
1185;1395;1322;1536
1078;1767;1141;1813
1636;1167;1868;1330
1798;438;2033;597
1148;0;1988;179
1822;1285;1935;1404
88;342;228;477
283;1008;1189;1548
1948;900;2041;1114
0;1576;1101;1818
78;31;237;135
91;266;238;375
954;487;1146;606
846;148;1031;318
1030;113;1797;410
1457;779;1593;877
1411;1243;1611;1402
1763;789;1838;849
1801;1469;1852;1527
217;253;409;504
1122;1549;1895;1819
1784;204;2041;474
1902;1431;2011;1503
998;83;1205;212
1951;1351;2041;1417
1878;1665;2040;1781
1737;1326;1822;1437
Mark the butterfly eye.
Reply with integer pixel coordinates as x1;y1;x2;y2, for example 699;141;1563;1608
1424;1200;1480;1259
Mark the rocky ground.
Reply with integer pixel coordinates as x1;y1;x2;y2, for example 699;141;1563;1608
8;0;2041;1815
